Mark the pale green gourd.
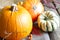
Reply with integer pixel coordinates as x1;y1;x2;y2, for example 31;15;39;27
37;11;59;32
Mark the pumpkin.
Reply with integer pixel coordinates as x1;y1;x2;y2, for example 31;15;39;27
0;4;32;40
20;0;44;22
37;11;59;32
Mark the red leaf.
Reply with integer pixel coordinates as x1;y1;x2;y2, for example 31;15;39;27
32;26;42;35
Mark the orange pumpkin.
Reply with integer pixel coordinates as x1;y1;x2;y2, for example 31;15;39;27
0;4;32;40
20;0;44;22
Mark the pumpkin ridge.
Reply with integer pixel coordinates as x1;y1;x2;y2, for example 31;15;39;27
51;22;54;31
3;14;12;40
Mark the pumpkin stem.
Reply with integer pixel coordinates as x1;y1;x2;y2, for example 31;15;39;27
10;6;14;11
17;2;23;5
10;4;18;12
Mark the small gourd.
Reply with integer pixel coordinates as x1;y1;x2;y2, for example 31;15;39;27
37;11;59;32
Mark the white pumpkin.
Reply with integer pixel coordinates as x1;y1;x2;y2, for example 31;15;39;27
37;11;59;32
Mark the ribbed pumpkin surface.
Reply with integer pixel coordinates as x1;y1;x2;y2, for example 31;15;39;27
0;4;32;40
